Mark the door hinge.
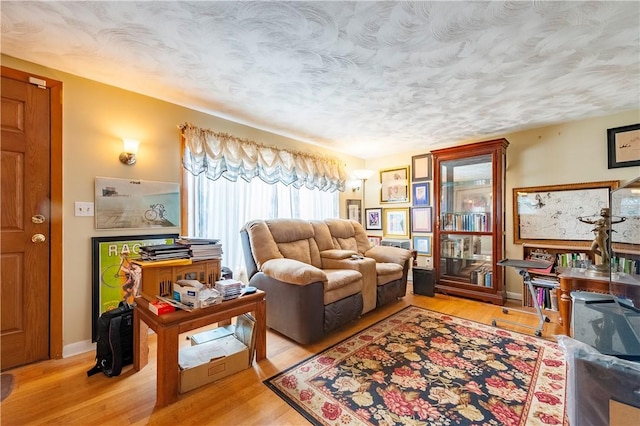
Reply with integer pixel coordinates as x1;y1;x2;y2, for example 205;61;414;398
28;76;47;89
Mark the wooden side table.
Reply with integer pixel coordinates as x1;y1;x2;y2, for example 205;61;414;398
558;268;610;336
133;290;266;408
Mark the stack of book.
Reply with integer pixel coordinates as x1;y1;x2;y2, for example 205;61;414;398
214;279;244;301
177;237;223;261
139;244;191;261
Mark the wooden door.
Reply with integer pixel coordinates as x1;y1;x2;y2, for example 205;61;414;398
1;74;51;369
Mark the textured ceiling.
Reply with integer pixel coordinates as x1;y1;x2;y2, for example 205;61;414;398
2;1;639;159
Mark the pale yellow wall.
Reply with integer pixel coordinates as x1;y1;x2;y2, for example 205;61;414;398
362;111;640;295
2;55;364;354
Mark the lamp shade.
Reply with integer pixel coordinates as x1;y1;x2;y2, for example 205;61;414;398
122;138;140;154
353;169;374;180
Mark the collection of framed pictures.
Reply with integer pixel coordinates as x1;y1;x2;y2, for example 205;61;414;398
360;154;434;256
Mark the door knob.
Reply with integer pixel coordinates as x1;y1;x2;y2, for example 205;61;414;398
32;214;46;224
32;234;46;243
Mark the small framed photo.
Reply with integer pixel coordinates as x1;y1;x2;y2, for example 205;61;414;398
346;199;362;223
383;207;410;238
413;236;432;256
380;166;410;203
412;182;430;206
411;207;433;233
607;123;640;169
365;208;382;230
411;153;432;182
367;236;382;247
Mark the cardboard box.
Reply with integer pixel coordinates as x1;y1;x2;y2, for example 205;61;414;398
173;282;201;308
149;300;175;315
178;335;249;393
179;314;256;393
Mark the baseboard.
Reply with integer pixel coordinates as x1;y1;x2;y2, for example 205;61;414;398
62;328;155;358
63;340;95;358
506;291;523;301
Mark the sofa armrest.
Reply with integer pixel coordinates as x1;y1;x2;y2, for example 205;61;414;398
365;245;412;265
320;249;358;260
262;258;327;285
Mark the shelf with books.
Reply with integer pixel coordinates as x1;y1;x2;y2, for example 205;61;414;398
522;244;595;311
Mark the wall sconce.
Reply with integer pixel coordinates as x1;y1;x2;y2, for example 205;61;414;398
350;179;362;192
119;138;140;165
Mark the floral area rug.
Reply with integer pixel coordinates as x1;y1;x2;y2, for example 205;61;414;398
264;306;567;425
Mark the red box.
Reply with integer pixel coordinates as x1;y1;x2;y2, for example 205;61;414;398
149;300;175;315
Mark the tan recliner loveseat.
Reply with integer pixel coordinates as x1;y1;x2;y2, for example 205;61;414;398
240;218;412;344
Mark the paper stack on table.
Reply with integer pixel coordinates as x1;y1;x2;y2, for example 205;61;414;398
214;279;244;300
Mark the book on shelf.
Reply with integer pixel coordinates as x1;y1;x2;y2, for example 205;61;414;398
523;284;558;311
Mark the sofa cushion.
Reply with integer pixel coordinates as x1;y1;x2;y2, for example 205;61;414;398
244;220;284;270
365;245;413;264
262;258;327;285
266;219;322;268
323;269;363;305
320;249;358;260
325;218;377;255
376;262;403;285
311;220;334;251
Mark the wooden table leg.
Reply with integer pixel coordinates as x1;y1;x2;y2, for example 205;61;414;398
558;283;572;336
255;298;267;361
155;324;180;408
133;309;149;370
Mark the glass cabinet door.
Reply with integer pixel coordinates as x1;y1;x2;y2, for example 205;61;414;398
439;155;494;286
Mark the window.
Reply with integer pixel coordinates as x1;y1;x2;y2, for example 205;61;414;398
185;173;338;281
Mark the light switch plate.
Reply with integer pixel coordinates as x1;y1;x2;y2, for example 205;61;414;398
74;201;94;217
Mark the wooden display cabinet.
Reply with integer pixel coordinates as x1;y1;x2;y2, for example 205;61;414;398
432;138;509;305
134;258;221;302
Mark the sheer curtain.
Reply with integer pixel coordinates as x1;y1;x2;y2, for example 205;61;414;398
185;170;338;282
180;123;345;281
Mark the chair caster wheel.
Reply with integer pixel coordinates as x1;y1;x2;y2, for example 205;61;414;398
502;308;508;314
545;317;551;323
535;331;542;337
492;320;496;327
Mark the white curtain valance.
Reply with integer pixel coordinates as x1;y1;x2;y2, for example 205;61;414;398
180;123;346;192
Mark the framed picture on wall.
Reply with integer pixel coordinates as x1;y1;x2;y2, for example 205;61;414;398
380;166;410;203
346;199;362;223
95;177;180;230
367;236;382;247
413;236;432;256
411;153;432;182
365;208;383;230
411;207;433;233
607;123;640;169
383;207;410;238
412;182;430;206
513;180;619;244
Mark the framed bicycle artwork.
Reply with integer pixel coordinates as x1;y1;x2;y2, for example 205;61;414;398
91;233;178;340
95;177;181;230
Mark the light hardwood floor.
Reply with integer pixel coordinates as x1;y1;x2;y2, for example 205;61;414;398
1;285;564;425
